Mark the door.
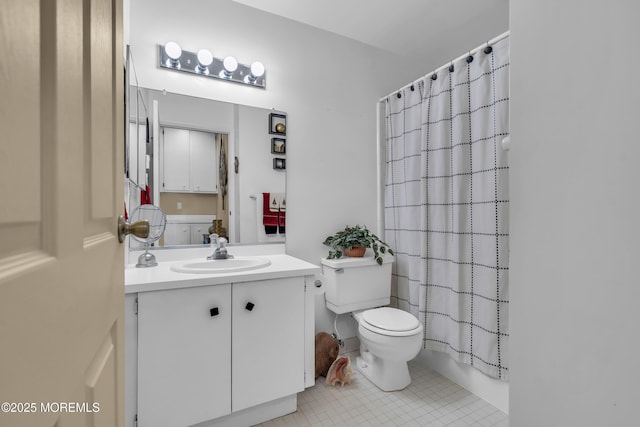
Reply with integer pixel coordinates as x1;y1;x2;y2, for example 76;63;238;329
232;278;305;412
163;222;191;246
189;130;217;193
190;223;211;244
0;1;124;427
137;285;232;427
161;127;190;191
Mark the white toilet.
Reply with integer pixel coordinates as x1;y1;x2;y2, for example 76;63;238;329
321;255;423;391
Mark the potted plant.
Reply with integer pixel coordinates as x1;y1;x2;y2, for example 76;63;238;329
322;225;394;265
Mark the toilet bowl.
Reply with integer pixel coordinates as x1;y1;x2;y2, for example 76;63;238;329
353;307;423;391
321;254;423;391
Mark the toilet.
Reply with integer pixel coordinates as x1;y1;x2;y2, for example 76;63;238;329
321;255;423;391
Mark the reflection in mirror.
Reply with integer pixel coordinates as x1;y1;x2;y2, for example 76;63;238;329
125;46;148;189
125;87;286;246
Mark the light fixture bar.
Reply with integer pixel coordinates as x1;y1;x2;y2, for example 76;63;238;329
158;44;266;89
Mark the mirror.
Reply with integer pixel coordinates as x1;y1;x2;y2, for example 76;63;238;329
125;47;149;191
125;86;286;247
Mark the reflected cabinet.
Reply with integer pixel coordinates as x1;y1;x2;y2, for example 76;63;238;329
161;127;218;193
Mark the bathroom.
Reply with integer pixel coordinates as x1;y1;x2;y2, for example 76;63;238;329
2;1;640;426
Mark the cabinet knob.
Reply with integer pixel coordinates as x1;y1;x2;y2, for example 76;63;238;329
245;302;255;312
210;307;219;317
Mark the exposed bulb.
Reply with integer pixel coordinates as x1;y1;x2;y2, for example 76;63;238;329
196;49;213;74
244;61;265;84
250;61;265;78
164;41;182;68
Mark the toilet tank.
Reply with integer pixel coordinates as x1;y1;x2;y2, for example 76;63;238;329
321;254;393;314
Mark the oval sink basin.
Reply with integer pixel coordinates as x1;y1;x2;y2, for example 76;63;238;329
171;257;271;274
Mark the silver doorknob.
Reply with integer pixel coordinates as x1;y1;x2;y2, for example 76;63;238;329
117;216;149;243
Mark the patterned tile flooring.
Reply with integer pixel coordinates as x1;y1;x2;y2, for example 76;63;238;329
255;352;508;426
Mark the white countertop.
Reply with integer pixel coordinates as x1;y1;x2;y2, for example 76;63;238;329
125;253;320;294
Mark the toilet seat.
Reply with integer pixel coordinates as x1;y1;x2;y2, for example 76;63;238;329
359;307;422;337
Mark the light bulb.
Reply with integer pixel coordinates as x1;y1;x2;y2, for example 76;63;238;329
196;49;213;74
220;56;238;78
197;49;213;66
250;61;265;77
244;61;265;84
164;42;182;68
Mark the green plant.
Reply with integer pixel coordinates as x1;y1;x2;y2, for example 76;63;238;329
322;225;394;265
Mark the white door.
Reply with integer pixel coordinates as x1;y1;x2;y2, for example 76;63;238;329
0;1;124;426
161;127;190;191
190;223;211;244
137;285;232;427
163;223;191;246
232;278;305;412
189;130;217;193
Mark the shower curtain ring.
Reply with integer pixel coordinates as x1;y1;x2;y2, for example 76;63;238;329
466;51;474;63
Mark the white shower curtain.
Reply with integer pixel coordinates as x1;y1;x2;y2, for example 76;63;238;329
384;36;509;380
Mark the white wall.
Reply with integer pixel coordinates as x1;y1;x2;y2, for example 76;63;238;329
510;2;640;425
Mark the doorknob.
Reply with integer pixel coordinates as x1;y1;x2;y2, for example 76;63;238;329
117;216;149;243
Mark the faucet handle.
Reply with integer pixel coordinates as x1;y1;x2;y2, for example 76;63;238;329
217;237;228;248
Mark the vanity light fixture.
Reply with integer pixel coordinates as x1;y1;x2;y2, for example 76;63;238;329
158;43;266;89
164;41;182;69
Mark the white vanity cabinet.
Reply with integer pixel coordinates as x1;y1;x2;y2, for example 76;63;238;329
161;127;217;193
163;215;215;246
134;276;306;427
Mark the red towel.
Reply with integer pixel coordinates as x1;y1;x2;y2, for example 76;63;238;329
262;193;278;228
140;185;152;205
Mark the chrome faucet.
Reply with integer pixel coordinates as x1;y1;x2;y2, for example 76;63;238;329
208;237;233;260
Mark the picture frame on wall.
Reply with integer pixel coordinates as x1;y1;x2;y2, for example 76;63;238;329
273;158;286;170
271;138;286;154
269;113;286;135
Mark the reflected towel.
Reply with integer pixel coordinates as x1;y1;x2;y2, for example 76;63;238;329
262;193;278;234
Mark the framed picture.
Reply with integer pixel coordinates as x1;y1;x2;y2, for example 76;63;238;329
271;138;286;154
273;158;286;170
269;113;286;135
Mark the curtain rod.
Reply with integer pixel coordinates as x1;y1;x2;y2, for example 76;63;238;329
379;30;510;103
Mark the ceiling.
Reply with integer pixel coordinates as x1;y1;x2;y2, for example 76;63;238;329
231;0;509;59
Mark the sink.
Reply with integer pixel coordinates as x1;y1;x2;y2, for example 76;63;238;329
171;257;271;274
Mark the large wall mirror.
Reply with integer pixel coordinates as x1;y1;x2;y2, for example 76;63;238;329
124;81;286;246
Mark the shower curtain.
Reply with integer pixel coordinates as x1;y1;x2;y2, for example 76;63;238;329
384;36;509;380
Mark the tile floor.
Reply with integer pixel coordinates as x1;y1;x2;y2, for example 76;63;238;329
255;352;508;427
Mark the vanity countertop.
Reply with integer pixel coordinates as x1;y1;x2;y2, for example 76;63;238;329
125;253;320;294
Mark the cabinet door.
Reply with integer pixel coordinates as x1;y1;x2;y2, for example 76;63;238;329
232;277;305;412
163;222;191;245
162;127;190;192
190;130;217;192
191;223;211;244
138;285;232;427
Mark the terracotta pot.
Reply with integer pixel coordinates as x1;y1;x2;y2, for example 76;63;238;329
344;246;366;257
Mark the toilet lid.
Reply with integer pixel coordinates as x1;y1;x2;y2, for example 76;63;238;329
362;307;421;332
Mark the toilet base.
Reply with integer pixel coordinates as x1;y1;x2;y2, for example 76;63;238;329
356;350;411;392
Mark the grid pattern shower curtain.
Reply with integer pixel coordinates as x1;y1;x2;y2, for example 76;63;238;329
384;37;509;380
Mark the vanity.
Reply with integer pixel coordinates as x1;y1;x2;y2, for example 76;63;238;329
125;244;320;427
